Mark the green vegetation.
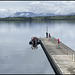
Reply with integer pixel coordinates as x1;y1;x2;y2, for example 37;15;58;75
32;15;75;20
0;17;32;21
0;15;75;21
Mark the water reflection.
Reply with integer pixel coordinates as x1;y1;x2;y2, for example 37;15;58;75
0;20;75;74
0;21;55;74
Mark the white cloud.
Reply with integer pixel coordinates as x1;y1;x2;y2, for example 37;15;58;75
0;1;75;17
30;1;40;4
0;9;12;18
0;9;6;12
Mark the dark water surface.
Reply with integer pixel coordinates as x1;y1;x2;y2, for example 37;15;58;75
0;20;75;74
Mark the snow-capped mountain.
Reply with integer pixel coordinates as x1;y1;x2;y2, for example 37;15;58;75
38;13;55;16
10;12;38;17
9;12;75;18
10;12;57;17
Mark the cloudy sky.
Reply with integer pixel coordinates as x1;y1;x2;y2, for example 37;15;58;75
0;1;75;17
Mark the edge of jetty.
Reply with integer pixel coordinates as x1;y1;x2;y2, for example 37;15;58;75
40;37;75;74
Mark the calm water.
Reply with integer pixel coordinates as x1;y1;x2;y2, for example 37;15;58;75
0;20;75;74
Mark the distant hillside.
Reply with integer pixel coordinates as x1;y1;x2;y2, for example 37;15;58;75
10;12;38;17
0;15;75;21
10;12;57;18
10;12;75;18
32;15;75;20
0;17;32;21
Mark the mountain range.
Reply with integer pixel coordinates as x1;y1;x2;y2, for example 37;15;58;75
9;12;75;18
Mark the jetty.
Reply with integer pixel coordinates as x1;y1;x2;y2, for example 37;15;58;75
40;37;75;74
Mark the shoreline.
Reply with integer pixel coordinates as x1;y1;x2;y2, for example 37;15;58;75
0;15;75;21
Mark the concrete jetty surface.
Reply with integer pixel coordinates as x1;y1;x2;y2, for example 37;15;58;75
40;37;75;74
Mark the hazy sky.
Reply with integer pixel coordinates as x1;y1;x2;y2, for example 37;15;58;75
0;1;75;17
